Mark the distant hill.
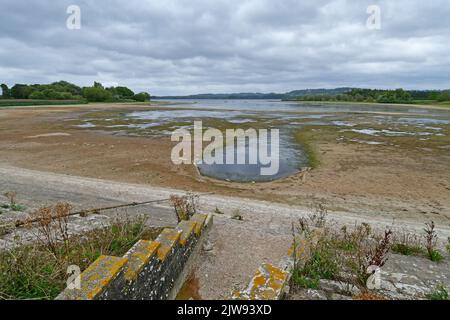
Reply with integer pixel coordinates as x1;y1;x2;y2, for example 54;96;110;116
154;92;284;99
284;87;352;97
154;88;353;99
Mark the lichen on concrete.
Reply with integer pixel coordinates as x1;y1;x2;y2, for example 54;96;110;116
124;240;160;281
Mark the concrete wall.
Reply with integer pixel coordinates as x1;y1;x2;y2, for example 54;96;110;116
57;213;212;300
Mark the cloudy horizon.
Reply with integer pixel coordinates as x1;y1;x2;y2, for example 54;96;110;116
1;0;450;95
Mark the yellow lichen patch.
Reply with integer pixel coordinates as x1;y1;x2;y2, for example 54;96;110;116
155;228;182;261
252;274;266;287
190;214;207;235
124;240;160;282
233;263;289;300
78;255;128;300
176;221;198;246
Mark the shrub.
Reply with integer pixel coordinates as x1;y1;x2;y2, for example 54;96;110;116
132;92;150;102
82;86;112;102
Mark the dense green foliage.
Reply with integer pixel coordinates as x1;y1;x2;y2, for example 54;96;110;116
1;84;11;98
0;100;87;107
1;81;151;103
132;92;151;102
289;88;450;104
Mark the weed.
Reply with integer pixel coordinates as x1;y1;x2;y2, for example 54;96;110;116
291;213;392;293
392;243;425;256
292;271;320;289
446;237;450;255
170;193;199;222
424;221;443;262
1;192;26;212
4;191;17;206
307;203;328;228
0;214;160;300
392;232;425;256
214;207;224;214
426;285;449;300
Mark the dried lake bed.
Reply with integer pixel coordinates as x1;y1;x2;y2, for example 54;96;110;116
71;100;450;182
1;100;450;223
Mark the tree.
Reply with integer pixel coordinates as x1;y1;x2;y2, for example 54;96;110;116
1;84;10;99
437;90;450;102
11;84;32;99
82;86;112;102
115;86;135;98
132;92;151;102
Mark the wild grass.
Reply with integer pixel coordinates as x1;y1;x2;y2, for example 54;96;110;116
291;206;393;292
391;232;426;256
0;203;161;300
294;130;320;169
0;99;87;107
424;221;444;262
169;193;199;222
426;285;449;300
1;192;26;212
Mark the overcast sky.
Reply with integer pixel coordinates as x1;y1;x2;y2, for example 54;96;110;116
1;0;449;95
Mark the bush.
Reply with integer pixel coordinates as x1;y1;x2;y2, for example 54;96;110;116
82;86;112;102
133;92;150;102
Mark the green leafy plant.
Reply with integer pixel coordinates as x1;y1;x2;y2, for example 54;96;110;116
392;232;425;256
1;191;26;212
0;207;161;300
292;272;320;289
427;285;449;300
446;237;450;255
392;243;425;256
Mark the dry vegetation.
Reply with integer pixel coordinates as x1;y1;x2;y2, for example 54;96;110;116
290;204;449;299
0;202;161;300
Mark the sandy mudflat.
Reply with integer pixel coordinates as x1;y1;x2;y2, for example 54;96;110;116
0;103;450;224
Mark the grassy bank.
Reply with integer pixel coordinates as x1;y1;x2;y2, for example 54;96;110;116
0;99;88;107
0;204;161;300
294;129;320;169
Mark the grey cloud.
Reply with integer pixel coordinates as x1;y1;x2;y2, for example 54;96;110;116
0;0;449;95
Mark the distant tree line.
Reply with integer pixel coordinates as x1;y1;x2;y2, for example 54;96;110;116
290;88;450;104
0;81;151;102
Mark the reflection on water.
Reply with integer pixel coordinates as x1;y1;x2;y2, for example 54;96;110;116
197;131;306;182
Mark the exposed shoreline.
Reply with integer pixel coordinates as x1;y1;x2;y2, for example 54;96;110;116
0;102;449;225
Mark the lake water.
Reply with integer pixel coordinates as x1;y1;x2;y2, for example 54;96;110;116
76;99;450;182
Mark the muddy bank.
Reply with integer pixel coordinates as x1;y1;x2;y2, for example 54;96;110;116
0;103;450;224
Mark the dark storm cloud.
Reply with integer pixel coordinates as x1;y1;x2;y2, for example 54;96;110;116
1;0;449;94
